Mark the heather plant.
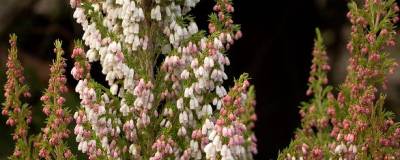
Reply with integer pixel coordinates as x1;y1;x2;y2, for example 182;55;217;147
280;0;400;159
69;0;257;159
34;40;75;160
3;34;33;159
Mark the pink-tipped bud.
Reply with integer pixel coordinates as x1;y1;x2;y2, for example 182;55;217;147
394;5;400;12
57;97;66;105
306;89;312;96
2;109;8;116
208;24;216;33
251;114;257;121
64;149;72;158
40;95;49;102
27;116;32;124
39;148;48;158
56;108;64;117
344;133;355;143
387;39;396;46
380;29;388;36
218;12;225;21
228;113;236;121
6;118;15;126
13;150;22;157
23;92;31;98
226;4;234;13
43;106;51;116
327;107;336;117
243;80;250;89
71;47;83;58
235;31;242;40
213;4;221;11
369;53;380;62
216;118;225;126
393;16;399;23
343;119;351;129
116;52;124;62
361;47;368;55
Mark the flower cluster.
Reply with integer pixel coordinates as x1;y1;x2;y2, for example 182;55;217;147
2;34;32;159
202;74;257;160
35;40;75;160
69;0;256;159
280;0;400;159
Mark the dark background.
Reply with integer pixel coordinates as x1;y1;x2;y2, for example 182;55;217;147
0;0;399;159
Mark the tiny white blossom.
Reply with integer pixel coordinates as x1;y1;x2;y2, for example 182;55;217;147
188;21;198;35
216;86;227;98
180;69;190;79
115;0;123;5
204;143;216;159
179;111;189;125
201;104;213;117
178;126;187;136
204;56;214;68
111;84;119;95
190;97;199;109
184;87;193;97
86;49;98;62
177;98;184;110
334;143;347;154
129;144;137;155
151;5;162;21
214;38;223;49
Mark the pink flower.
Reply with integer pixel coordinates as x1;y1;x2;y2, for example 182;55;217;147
6;118;15;126
344;133;355;143
57;97;66;105
40;95;49;102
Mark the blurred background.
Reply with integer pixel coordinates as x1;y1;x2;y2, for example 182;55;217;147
0;0;399;159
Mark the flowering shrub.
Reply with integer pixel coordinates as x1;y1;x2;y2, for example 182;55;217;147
280;0;400;159
69;0;257;159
